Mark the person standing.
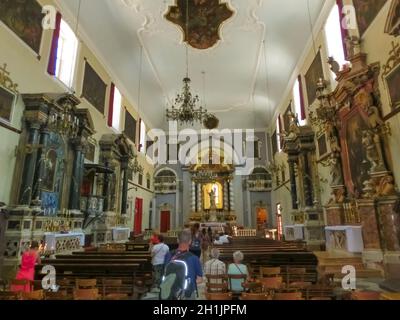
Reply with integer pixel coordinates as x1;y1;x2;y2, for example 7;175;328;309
162;229;203;300
189;223;203;259
151;235;169;288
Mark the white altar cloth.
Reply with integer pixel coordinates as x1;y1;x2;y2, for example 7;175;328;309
112;227;131;242
44;232;85;251
283;225;304;241
325;226;364;253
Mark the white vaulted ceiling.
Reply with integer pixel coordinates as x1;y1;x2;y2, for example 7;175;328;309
56;0;327;130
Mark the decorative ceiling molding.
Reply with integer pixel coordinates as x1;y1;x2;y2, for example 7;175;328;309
164;0;235;50
131;0;265;115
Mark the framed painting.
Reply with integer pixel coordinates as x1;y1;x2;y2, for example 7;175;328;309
42;149;58;192
0;0;43;55
305;51;324;105
124;111;137;143
85;139;96;162
82;61;107;114
353;0;388;37
339;102;371;197
384;0;400;36
283;104;292;132
271;131;278;155
317;133;329;159
385;63;400;109
0;86;16;124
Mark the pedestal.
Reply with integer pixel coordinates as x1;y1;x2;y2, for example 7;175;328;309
0;211;6;277
357;199;381;249
325;204;344;226
377;196;400;251
303;208;325;250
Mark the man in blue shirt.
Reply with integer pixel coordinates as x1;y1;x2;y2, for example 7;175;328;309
164;229;203;300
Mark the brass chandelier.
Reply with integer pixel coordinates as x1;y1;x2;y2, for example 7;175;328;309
166;77;208;125
165;0;210;126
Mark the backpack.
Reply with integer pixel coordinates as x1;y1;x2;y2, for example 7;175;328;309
190;233;201;250
159;251;192;300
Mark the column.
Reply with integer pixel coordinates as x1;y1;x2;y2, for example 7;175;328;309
31;128;50;203
191;181;196;212
120;157;129;215
68;140;85;211
103;161;110;212
288;158;298;210
223;181;229;211
19;122;41;205
197;183;202;212
302;152;314;207
229;181;235;211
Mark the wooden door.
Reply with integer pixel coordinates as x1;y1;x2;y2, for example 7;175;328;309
134;198;143;235
160;211;170;233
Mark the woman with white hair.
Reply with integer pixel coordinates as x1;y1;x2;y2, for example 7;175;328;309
227;251;249;292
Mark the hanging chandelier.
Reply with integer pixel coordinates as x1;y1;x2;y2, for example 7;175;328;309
165;0;211;126
166;77;208;125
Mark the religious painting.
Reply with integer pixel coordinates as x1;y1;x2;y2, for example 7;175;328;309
385;63;400;109
384;0;400;37
42;149;58;192
305;51;324;105
85;139;96;162
339;105;371;197
41;192;59;216
317;133;328;159
271;131;278;155
124;111;137;143
0;86;16;123
0;0;43;54
82;61;107;114
353;0;388;37
283;104;292;132
165;0;234;50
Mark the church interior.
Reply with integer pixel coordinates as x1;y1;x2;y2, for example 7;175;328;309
0;0;399;301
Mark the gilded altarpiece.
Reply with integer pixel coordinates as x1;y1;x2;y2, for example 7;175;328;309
322;48;400;271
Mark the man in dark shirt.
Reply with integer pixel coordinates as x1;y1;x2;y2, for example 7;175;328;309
164;229;203;300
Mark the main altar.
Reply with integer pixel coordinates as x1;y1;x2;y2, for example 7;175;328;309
188;161;237;225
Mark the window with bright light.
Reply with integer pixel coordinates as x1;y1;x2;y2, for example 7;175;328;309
112;87;122;131
276;116;282;152
139;119;146;153
293;78;306;126
325;4;347;72
55;19;78;88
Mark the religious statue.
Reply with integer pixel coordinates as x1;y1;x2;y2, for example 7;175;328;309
376;175;396;197
208;188;216;209
286;111;300;139
330;156;344;186
345;35;361;60
362;130;386;173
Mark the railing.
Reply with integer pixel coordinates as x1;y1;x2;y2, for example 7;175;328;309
154;177;177;193
234;229;257;237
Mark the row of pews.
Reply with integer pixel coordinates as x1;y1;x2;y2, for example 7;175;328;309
216;237;319;283
34;242;154;298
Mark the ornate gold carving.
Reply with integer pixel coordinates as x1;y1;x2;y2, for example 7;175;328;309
0;63;19;93
382;41;400;78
